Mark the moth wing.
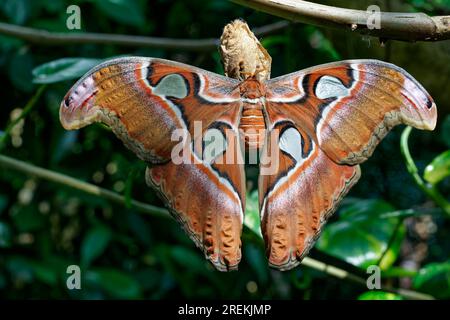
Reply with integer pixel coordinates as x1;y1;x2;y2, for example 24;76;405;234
259;122;360;270
60;57;245;271
259;60;437;270
265;60;437;165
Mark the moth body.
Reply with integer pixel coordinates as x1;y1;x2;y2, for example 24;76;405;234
238;78;267;150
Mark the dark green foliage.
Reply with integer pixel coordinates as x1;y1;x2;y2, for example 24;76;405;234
0;0;449;300
317;198;406;270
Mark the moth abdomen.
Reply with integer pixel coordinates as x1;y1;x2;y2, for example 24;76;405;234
239;100;266;150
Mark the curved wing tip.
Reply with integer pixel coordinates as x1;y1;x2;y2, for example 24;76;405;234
268;259;301;271
427;102;438;130
59;102;93;130
208;251;241;272
268;252;306;271
59;71;101;130
211;260;240;272
59;101;75;130
413;101;438;131
268;245;316;271
59;91;102;130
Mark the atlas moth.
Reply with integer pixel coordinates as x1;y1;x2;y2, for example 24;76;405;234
60;20;437;271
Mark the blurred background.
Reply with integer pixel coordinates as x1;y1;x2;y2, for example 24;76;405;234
0;0;449;299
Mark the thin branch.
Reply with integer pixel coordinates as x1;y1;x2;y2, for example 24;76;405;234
252;19;291;36
230;0;450;42
376;219;403;266
0;154;434;299
301;257;434;300
0;21;289;51
0;154;169;218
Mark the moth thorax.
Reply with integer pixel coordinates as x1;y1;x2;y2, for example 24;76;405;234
239;102;266;151
239;78;266;99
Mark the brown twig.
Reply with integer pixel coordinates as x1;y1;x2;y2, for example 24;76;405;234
230;0;450;42
0;154;169;218
0;21;289;51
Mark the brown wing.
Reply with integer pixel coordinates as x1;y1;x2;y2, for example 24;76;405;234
60;57;245;271
259;60;437;270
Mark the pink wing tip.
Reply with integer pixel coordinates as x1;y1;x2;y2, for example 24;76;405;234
59;77;100;130
401;74;438;131
426;101;438;130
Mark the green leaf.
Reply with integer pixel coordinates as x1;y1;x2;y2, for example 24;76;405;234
28;261;59;286
0;222;12;248
35;0;65;14
6;256;34;283
378;208;436;219
0;194;8;214
291;269;313;291
339;198;394;220
134;269;161;291
358;291;403;300
170;246;208;273
12;205;46;232
8;50;34;92
0;0;31;24
316;198;405;270
0;272;6;290
245;244;269;285
382;266;418;278
413;261;450;299
305;26;340;60
261;35;290;49
126;212;153;247
92;0;145;28
244;190;262;238
5;256;63;286
81;225;112;266
440;115;450;148
32;58;102;84
85;268;141;299
424;150;450;185
124;167;140;208
51;131;78;165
